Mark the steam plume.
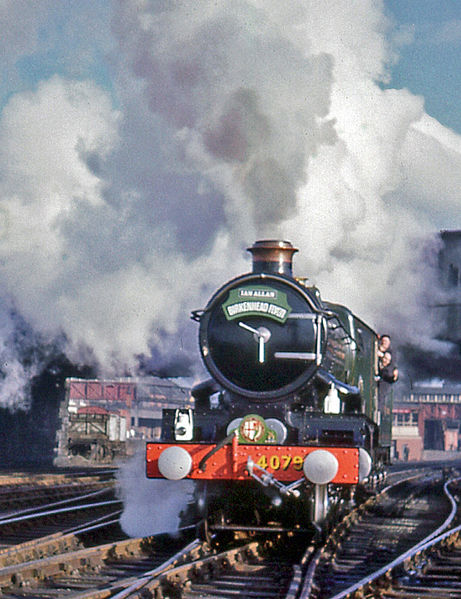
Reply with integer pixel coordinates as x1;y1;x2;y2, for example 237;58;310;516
0;1;461;405
117;450;194;537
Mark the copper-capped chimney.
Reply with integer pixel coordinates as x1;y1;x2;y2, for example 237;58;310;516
247;240;298;277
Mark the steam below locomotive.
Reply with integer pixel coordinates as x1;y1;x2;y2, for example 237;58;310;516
146;240;391;530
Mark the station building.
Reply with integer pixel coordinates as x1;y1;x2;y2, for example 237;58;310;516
392;384;461;461
61;376;192;439
54;376;192;466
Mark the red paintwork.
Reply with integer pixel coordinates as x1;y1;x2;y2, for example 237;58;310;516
146;443;359;484
68;380;135;405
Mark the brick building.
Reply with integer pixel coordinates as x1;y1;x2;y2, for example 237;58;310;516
54;376;192;466
392;384;461;461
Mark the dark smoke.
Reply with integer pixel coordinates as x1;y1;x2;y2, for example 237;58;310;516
0;354;95;468
400;343;461;387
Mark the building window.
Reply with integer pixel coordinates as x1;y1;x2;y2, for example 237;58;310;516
393;412;418;426
449;263;459;287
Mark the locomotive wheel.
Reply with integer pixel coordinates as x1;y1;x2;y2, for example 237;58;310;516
312;484;329;524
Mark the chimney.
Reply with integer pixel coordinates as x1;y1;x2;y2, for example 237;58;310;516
247;240;298;277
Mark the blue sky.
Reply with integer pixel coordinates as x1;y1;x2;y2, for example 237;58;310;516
1;1;114;109
385;0;461;132
2;2;459;132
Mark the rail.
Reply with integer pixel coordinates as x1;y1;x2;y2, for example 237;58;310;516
324;476;461;599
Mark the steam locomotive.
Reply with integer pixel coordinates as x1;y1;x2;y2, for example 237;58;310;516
146;241;392;532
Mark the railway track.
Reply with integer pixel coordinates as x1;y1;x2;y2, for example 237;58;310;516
0;464;456;598
0;532;206;598
0;474;120;548
0;471;299;598
0;471;115;515
303;472;460;599
307;477;461;599
121;538;300;599
385;520;461;598
33;469;451;599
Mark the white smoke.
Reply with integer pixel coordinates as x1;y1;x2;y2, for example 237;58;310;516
111;0;337;239
110;0;460;347
0;1;460;405
0;301;37;409
117;449;194;537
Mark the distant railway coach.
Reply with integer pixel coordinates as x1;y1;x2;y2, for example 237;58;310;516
54;376;192;467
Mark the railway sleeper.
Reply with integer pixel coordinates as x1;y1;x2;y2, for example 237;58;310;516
0;532;83;568
391;584;461;597
0;538;154;590
184;573;290;598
